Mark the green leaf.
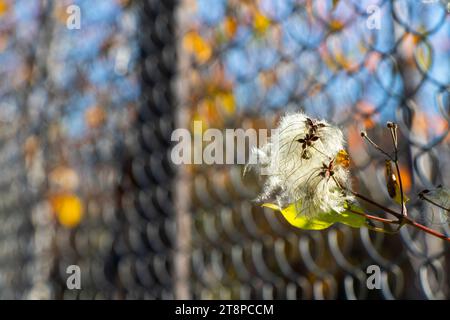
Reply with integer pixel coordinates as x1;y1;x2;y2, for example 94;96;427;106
262;202;366;230
341;203;370;228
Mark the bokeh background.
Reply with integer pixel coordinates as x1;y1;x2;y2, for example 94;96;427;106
0;0;449;299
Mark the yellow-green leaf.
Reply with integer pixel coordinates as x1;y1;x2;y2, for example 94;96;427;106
341;203;371;228
415;42;432;72
262;202;366;230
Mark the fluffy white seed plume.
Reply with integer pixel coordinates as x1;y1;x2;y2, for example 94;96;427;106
248;112;353;217
295;154;353;216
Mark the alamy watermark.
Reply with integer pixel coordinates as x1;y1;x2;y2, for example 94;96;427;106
366;4;381;30
171;121;274;166
366;264;381;290
66;265;81;290
66;5;81;30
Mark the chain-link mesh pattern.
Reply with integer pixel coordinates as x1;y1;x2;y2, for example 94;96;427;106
0;0;176;299
0;0;449;300
179;0;450;299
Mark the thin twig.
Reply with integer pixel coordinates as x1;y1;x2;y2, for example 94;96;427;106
332;177;401;219
333;160;450;242
344;188;450;242
349;190;403;219
404;218;450;242
387;122;398;151
360;131;394;161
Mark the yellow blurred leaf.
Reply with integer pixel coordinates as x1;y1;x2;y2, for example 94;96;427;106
329;19;344;32
51;194;84;228
253;11;271;34
217;92;235;114
0;0;10;16
183;31;212;63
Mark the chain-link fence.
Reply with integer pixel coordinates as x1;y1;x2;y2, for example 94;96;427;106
0;0;448;300
178;0;450;299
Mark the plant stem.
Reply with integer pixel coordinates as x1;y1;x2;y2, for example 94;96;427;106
361;132;393;161
349;190;402;218
347;208;399;224
345;188;450;242
351;123;450;242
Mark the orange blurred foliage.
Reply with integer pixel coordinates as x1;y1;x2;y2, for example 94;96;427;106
0;0;10;16
85;105;106;129
398;165;412;193
183;31;212;63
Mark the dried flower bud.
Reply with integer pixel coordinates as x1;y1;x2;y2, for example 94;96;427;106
384;160;398;199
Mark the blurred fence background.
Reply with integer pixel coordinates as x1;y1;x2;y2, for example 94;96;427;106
0;0;449;299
